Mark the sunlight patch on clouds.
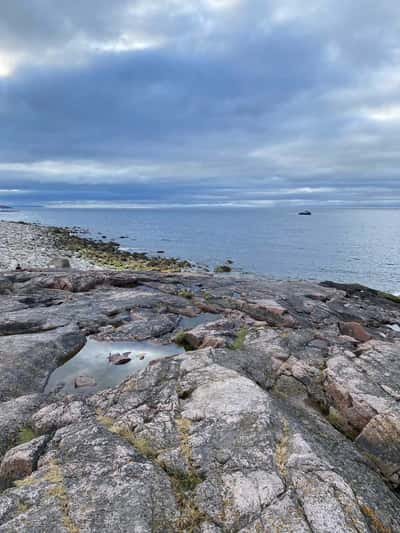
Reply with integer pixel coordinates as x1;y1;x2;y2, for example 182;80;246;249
271;1;320;23
249;187;336;196
92;33;165;53
364;105;400;122
0;52;17;77
0;160;162;180
205;0;241;10
0;189;30;194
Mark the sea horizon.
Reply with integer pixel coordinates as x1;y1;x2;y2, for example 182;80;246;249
2;205;399;293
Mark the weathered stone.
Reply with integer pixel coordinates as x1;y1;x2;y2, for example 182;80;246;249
235;298;297;327
0;395;43;458
0;422;178;532
32;399;91;434
356;410;400;486
339;321;371;342
0;324;85;402
102;310;179;341
179;318;240;350
108;353;131;365
50;257;71;269
74;375;97;388
0;436;48;484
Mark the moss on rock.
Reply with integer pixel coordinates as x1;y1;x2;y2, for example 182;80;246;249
48;225;192;272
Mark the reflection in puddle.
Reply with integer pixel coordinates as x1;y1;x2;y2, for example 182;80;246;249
180;312;222;330
45;338;184;394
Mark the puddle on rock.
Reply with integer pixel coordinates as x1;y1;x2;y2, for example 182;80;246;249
45;338;184;395
180;312;222;330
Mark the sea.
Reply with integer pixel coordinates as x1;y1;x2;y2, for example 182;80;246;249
2;206;400;293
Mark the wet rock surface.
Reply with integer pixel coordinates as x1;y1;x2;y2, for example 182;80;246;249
0;269;399;531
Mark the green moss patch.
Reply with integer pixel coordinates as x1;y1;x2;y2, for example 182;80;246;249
15;427;38;446
48;226;192;272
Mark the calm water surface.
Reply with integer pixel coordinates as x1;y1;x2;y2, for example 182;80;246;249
45;338;184;394
2;206;400;292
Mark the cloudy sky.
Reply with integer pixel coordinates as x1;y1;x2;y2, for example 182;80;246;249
0;0;400;207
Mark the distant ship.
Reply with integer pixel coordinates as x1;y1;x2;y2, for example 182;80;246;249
298;210;312;216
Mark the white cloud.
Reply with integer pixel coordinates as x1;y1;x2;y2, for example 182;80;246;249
0;160;161;180
0;51;18;77
364;105;400;122
0;188;31;194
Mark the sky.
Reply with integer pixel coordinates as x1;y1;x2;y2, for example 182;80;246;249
1;0;400;208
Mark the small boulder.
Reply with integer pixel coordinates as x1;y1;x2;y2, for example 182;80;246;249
108;353;132;365
0;436;48;483
74;375;97;388
240;298;296;327
214;264;232;273
356;411;400;487
51;258;71;269
338;321;371;342
32;400;90;434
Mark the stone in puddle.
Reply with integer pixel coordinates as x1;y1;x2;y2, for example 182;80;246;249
74;375;97;388
108;352;132;365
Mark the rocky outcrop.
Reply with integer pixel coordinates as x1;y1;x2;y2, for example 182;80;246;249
0;269;400;531
0;324;85;402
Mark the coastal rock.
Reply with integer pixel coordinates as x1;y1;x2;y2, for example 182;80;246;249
356;410;400;486
50;257;71;269
99;310;179;341
0;436;48;484
0;324;85;401
338;321;371;342
0;395;43;458
0;266;399;530
87;350;399;531
32;399;91;434
0;422;178;532
177;318;240;350
234;298;297;327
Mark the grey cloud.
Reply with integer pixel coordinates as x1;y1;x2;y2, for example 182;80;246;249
0;1;400;206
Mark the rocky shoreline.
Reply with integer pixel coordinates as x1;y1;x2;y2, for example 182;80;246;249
0;224;399;531
0;220;192;272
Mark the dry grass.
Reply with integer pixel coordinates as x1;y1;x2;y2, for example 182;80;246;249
228;326;248;350
275;418;290;476
360;504;392;533
44;461;79;533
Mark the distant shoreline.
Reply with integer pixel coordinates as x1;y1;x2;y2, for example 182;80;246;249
0;220;192;272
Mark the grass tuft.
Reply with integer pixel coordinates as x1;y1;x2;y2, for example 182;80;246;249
228;326;248;350
178;289;194;299
15;427;38;446
275;418;290;476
